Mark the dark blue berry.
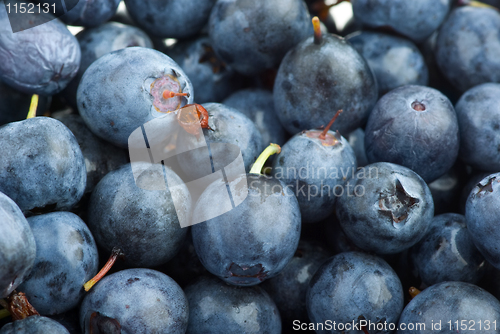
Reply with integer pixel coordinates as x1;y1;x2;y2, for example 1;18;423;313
0;117;86;212
79;268;188;334
336;162;434;254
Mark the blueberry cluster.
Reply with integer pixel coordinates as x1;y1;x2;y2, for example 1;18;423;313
2;0;500;333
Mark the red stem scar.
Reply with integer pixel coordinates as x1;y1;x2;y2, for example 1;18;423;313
318;109;343;140
162;90;189;99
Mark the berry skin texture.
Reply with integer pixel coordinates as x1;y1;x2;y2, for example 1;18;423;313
351;0;451;43
87;162;190;267
79;268;188;334
336;162;434;254
0;191;36;298
0;316;70;334
262;240;330;330
306;252;404;334
185;275;282;334
455;83;500;172
77;47;193;148
364;85;459;183
17;212;99;315
465;173;500;270
273;33;378;136
396;281;500;334
209;0;311;76
0;117;87;212
59;0;121;27
168;36;240;104
436;6;500;92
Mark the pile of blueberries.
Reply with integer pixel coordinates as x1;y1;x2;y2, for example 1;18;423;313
2;0;500;333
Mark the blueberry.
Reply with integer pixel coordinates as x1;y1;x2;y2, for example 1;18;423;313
124;0;216;39
59;0;121;27
63;22;153;108
262;240;330;330
54;113;128;193
396;281;500;334
48;309;82;334
0;315;70;334
465;173;500;270
460;171;490;214
17;212;99;315
346;31;429;96
176;102;263;177
0;191;36;298
185;275;281;334
0;117;86;212
209;0;311;76
428;164;464;215
364;85;459;183
223;88;288;148
325;214;364;254
162;230;208;289
79;268;188;334
77;47;193;148
168;36;241;104
191;172;301;286
0;5;81;95
435;6;500;92
336;162;434;254
87;162;189;267
409;213;486;286
351;0;451;43
347;128;369;168
272;116;358;223
273;25;378;135
306;252;404;334
455;83;500;172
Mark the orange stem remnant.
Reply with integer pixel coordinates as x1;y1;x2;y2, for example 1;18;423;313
84;247;123;292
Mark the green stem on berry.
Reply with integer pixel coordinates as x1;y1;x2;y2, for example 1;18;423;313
84;247;123;292
250;143;281;175
0;308;9;320
26;94;39;119
312;16;322;44
318;109;343;140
